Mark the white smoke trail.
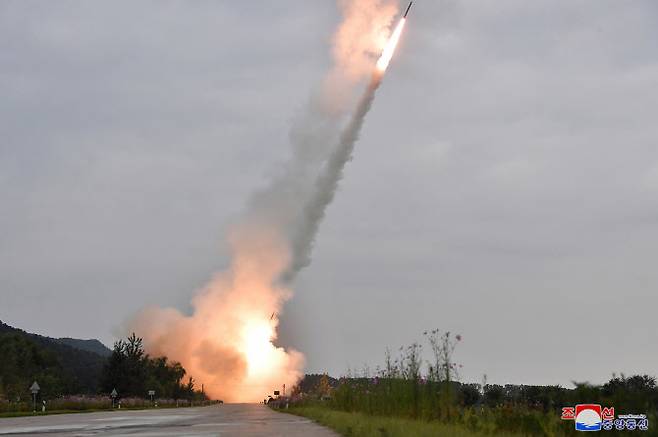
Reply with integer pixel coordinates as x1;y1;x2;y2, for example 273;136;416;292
284;72;383;280
130;1;399;403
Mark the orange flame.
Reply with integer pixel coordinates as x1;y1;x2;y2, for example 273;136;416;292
376;17;406;72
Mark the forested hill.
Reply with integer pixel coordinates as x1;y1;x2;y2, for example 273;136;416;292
55;337;112;357
0;321;109;397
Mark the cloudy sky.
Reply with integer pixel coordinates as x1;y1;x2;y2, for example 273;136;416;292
2;0;658;387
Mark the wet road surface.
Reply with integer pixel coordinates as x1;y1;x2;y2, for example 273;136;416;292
0;404;338;436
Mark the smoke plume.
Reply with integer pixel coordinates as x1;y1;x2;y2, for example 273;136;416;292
284;73;383;279
129;0;398;402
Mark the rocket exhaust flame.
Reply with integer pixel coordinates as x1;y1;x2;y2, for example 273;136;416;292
376;17;406;72
129;0;407;403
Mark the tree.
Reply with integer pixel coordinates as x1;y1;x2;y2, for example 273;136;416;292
101;333;204;400
101;333;148;397
0;333;69;400
484;384;505;407
602;374;658;411
460;384;481;407
316;374;331;398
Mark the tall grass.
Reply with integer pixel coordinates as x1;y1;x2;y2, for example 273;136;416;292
0;395;218;415
287;405;526;437
285;330;658;436
325;380;572;436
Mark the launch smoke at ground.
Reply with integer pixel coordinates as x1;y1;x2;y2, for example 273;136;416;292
129;0;401;402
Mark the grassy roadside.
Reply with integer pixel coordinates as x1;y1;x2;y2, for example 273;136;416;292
284;405;524;437
0;403;212;419
0;409;113;418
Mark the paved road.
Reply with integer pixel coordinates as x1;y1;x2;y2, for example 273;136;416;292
0;404;339;436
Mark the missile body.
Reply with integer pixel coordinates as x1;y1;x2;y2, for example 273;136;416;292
403;1;413;18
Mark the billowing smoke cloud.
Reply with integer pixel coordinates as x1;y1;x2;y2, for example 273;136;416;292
129;0;398;403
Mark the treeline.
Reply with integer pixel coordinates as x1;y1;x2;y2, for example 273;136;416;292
0;332;70;400
0;321;208;403
100;333;205;401
473;374;658;413
297;374;658;436
288;331;658;436
295;374;339;395
315;374;658;418
0;322;107;400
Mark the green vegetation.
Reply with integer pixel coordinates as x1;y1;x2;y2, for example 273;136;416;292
100;333;204;400
0;321;212;415
282;330;658;436
315;374;658;435
0;396;216;417
286;405;524;437
0;321;107;396
0;332;70;400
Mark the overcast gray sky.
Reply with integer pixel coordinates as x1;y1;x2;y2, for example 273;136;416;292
2;0;658;387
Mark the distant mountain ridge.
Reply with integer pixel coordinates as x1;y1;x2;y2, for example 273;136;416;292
55;337;112;357
0;321;111;357
0;320;110;394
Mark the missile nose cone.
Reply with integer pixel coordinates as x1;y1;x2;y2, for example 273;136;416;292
404;1;413;18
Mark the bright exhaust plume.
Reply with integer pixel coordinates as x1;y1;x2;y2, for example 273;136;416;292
376;18;406;71
129;0;402;403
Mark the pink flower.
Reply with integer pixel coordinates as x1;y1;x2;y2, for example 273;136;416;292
456;334;462;341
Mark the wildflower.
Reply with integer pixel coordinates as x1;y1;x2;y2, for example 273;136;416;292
456;334;462;341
